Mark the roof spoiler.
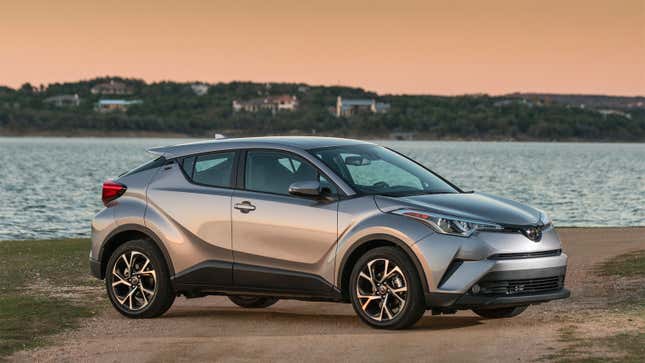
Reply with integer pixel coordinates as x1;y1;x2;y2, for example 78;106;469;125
147;146;170;157
147;134;227;158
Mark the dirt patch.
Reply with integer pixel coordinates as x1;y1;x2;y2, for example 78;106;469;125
8;227;645;362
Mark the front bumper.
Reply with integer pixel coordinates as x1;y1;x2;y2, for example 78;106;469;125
413;228;569;309
424;265;570;309
425;288;570;309
454;288;570;308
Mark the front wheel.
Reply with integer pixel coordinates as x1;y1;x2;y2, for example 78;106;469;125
228;296;279;308
349;246;426;329
105;239;175;318
472;305;528;319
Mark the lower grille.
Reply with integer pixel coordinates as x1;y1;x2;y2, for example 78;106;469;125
489;249;562;260
478;275;564;295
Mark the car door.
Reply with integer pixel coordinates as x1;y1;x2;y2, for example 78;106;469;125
231;149;339;294
146;150;237;282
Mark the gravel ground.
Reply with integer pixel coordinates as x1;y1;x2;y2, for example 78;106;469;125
9;227;645;362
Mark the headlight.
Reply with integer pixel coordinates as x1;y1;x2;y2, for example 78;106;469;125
392;209;502;237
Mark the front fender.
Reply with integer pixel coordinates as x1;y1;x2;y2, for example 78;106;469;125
334;196;434;291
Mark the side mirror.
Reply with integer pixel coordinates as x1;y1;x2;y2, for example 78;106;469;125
288;181;322;197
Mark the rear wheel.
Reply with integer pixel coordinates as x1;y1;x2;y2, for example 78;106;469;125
228;296;279;308
105;239;175;318
472;305;528;319
349;246;426;329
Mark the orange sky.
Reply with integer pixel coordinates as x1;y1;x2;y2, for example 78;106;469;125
1;0;644;95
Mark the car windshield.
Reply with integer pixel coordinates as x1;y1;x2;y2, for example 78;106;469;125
310;144;459;197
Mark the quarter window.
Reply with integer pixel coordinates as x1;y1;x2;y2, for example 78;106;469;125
182;152;235;188
181;156;195;177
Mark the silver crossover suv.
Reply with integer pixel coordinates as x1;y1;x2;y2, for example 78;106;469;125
90;137;569;329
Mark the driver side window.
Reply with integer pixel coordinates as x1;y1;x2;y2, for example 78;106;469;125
245;150;335;196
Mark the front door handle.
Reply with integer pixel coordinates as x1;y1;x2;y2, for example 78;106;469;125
234;201;256;213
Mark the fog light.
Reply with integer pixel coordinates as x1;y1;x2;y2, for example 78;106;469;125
471;284;481;294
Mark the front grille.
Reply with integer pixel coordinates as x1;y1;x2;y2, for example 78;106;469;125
478;275;564;295
489;249;561;260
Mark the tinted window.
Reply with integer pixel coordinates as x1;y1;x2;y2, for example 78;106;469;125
341;152;422;189
181;156;195;177
245;150;330;195
312;145;458;197
188;152;235;187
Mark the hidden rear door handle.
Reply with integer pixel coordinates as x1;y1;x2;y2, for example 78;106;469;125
234;201;256;213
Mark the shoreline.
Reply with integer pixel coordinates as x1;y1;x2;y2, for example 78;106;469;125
3;227;645;244
2;227;645;243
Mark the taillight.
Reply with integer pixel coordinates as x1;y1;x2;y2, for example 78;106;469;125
102;180;127;206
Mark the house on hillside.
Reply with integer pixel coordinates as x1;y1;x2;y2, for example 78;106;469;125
335;96;390;117
91;80;134;95
43;94;81;107
232;95;298;113
598;109;632;119
95;99;142;112
191;83;209;96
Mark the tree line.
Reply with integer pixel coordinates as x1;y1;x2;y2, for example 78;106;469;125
1;77;643;141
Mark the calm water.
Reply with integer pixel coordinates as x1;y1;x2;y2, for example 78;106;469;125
0;137;643;240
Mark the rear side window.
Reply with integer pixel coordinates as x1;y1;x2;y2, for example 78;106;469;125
181;152;235;188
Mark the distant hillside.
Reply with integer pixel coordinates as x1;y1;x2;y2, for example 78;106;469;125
1;77;644;141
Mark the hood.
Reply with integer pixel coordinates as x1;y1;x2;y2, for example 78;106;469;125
375;192;541;227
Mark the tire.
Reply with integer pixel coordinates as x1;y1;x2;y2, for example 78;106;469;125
105;239;175;318
349;246;426;329
228;296;279;308
472;305;528;319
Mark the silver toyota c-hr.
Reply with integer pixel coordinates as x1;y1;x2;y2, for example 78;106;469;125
90;137;569;329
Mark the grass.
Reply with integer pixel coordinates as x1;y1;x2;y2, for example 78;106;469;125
597;250;645;278
546;326;645;363
0;239;104;359
546;250;645;362
598;250;645;315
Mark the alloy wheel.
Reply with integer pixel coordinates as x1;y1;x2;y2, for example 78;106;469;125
355;258;408;322
111;250;157;311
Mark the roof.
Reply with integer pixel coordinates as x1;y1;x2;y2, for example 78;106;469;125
98;99;142;105
147;136;372;158
265;95;296;103
235;94;296;106
340;99;374;106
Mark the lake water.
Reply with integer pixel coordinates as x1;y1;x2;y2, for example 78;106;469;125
0;137;643;240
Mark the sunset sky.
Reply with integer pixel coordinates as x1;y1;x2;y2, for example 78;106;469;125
1;0;643;95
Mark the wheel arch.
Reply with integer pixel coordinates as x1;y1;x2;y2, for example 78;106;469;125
98;224;174;279
337;234;429;300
